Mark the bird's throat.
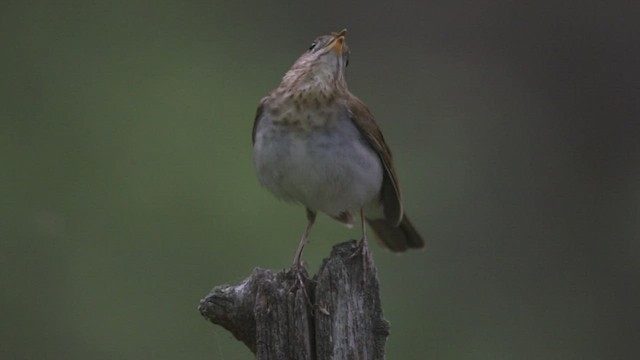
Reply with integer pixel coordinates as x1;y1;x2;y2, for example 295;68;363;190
279;57;346;100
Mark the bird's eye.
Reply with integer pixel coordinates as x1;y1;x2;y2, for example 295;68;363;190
308;42;317;51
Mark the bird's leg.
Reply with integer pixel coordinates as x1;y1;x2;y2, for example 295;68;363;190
351;208;371;260
293;208;316;270
292;208;317;304
358;208;369;249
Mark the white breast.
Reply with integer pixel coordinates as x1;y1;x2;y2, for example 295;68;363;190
253;110;383;218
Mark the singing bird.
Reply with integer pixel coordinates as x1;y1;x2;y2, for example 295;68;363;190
252;29;424;268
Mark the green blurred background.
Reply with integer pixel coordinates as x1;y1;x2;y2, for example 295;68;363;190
2;1;638;359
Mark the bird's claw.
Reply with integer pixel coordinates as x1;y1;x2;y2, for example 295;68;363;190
290;263;316;308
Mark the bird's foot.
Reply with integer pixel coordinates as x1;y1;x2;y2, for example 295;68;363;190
350;237;370;259
290;261;315;308
349;237;373;274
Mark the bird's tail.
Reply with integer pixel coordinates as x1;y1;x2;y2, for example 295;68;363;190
366;215;425;252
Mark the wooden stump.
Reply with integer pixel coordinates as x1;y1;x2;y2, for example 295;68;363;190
198;240;390;359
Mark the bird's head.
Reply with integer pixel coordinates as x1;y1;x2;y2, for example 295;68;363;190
280;29;350;96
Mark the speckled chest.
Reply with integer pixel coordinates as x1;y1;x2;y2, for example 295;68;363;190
265;91;340;132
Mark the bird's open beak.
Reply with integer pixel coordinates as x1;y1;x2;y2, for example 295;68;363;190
326;29;347;54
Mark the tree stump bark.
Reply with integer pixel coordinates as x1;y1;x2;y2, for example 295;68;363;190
198;240;390;359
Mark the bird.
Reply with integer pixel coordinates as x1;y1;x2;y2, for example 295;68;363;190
252;29;424;269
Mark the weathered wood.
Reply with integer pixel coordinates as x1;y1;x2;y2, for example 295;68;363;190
198;240;390;359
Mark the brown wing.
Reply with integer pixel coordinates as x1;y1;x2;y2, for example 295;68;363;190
347;96;403;226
